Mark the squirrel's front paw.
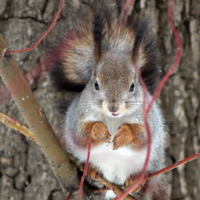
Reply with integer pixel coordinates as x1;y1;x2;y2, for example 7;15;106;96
113;125;133;150
113;124;145;150
91;123;110;143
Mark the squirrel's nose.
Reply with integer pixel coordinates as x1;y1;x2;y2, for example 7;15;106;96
107;104;119;113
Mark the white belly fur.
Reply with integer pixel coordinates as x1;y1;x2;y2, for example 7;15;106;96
89;143;146;185
69;140;147;185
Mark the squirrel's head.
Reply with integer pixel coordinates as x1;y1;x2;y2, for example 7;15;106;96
91;55;143;118
87;10;161;118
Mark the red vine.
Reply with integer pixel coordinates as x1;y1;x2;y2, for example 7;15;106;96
118;0;136;26
146;0;182;114
78;132;92;200
6;0;64;55
65;192;73;200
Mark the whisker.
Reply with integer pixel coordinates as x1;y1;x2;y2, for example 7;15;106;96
125;101;143;103
128;102;142;105
125;103;143;106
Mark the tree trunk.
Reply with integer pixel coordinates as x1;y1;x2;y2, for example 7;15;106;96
0;0;199;200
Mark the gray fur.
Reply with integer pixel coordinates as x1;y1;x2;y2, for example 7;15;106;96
62;55;169;199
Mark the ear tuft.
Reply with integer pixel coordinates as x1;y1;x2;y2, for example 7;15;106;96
132;18;148;64
93;11;104;62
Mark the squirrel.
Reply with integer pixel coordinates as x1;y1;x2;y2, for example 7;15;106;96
49;2;169;200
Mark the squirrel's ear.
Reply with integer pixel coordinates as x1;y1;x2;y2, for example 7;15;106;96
131;19;148;67
93;10;103;62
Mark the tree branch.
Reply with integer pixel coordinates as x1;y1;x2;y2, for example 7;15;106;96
0;34;79;196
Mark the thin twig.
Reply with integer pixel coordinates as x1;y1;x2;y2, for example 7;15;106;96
0;111;36;142
93;188;109;193
6;0;64;55
146;0;182;114
149;153;200;179
78;133;92;200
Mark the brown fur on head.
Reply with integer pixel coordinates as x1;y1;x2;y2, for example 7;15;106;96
93;55;137;114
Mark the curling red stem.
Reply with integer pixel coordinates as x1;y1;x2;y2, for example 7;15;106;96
6;0;64;55
145;0;182;183
78;133;92;200
118;0;135;26
146;0;182;114
65;192;73;200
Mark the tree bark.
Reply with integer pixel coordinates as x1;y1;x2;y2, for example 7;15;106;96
0;0;200;200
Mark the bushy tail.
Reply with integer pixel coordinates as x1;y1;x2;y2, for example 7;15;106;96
49;26;95;92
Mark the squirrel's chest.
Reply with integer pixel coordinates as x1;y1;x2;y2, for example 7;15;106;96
102;116;125;138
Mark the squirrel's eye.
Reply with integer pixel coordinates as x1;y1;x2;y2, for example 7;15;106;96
129;82;135;92
94;81;100;90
